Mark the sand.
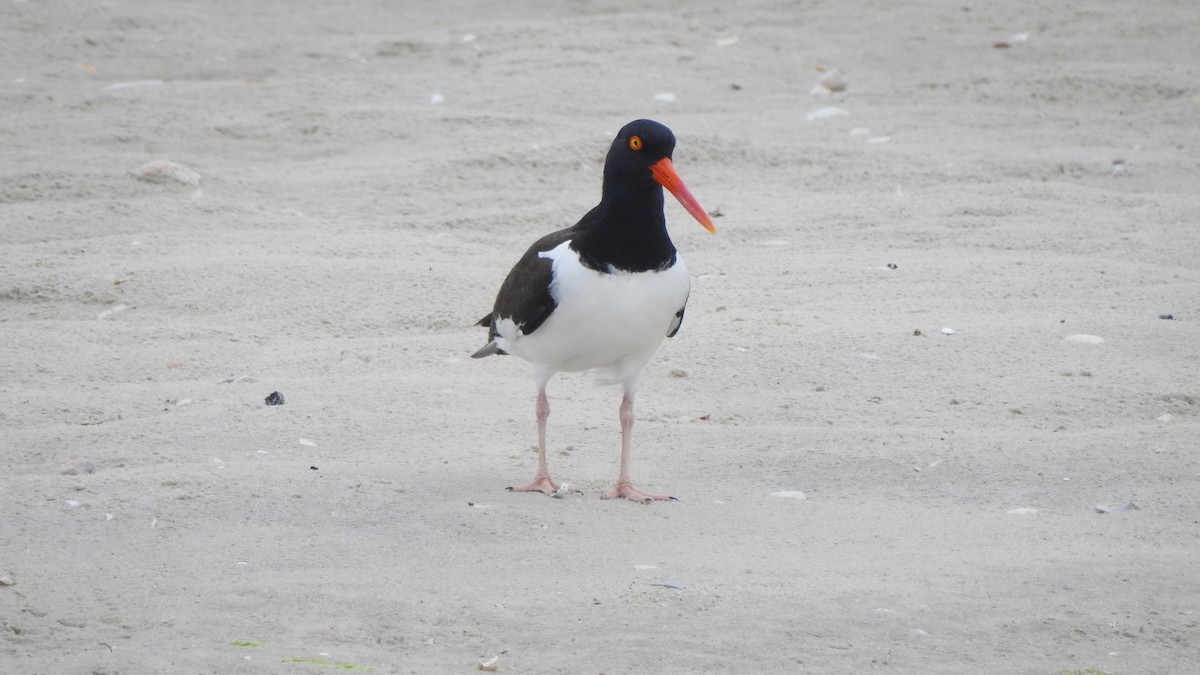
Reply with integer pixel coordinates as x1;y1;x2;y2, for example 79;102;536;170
2;0;1199;672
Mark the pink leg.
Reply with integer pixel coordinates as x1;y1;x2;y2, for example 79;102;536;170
602;393;675;504
508;388;560;495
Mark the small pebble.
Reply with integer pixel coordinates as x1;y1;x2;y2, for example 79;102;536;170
265;391;286;405
0;574;15;586
1158;314;1174;320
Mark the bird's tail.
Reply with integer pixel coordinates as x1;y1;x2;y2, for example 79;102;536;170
471;313;506;358
472;341;502;359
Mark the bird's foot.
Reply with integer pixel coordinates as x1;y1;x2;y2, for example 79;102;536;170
601;479;676;504
507;472;560;496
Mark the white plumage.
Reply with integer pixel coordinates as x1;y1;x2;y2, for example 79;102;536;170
492;239;690;384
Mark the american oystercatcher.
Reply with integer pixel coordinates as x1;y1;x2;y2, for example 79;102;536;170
472;119;715;503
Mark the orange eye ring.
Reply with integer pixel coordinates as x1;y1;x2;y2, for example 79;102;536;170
629;135;643;151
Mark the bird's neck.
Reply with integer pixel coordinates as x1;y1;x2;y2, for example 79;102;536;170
576;182;677;273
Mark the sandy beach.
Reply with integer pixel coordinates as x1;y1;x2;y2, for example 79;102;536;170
3;0;1199;672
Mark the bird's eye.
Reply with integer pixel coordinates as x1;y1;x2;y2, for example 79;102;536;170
629;135;643;151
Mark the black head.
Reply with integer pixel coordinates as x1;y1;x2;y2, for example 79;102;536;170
599;119;716;235
602;119;677;190
570;120;714;272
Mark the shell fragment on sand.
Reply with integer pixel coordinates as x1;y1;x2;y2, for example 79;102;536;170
1063;334;1105;344
134;160;201;186
59;458;97;475
805;106;849;121
818;68;848;92
97;304;128;320
106;79;164;91
550;483;579;498
993;32;1030;48
1096;503;1140;514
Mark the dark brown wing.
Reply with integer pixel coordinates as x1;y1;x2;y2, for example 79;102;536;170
472;228;575;357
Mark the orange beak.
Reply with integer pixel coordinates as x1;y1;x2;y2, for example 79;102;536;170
650;157;717;234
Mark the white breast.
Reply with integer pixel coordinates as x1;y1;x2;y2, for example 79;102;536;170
494;240;691;384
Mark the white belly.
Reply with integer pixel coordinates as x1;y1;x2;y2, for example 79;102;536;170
496;240;690;383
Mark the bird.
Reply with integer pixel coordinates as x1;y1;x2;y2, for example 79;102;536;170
471;119;716;504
